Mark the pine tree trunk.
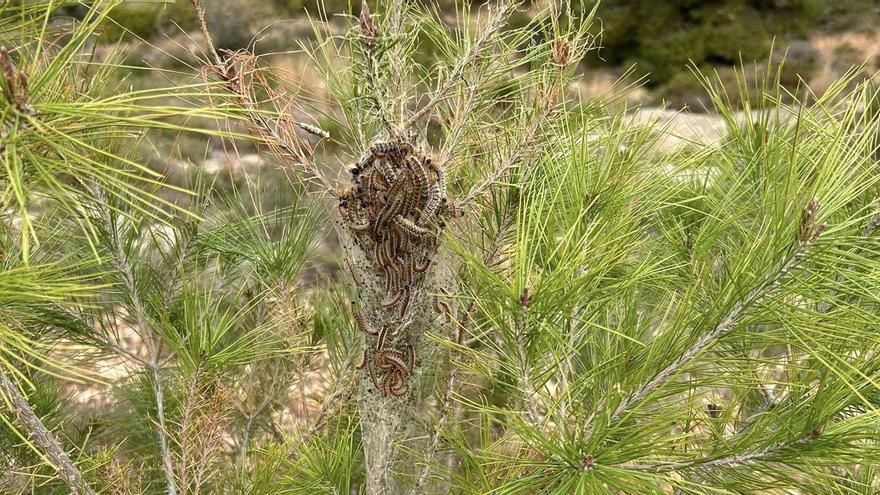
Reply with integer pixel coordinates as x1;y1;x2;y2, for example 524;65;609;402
339;225;456;495
0;372;94;495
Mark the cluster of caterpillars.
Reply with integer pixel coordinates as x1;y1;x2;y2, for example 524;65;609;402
354;306;415;397
340;138;448;313
341;137;449;396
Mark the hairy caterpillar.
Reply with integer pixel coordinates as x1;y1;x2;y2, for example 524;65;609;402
342;136;457;397
394;215;429;237
370;141;394;157
375;324;389;351
353;304;379;335
398;286;411;317
295;121;330;138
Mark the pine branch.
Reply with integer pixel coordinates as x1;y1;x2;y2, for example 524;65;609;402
0;372;94;495
862;209;880;238
408;365;457;495
464;204;519;348
89;187;179;495
435;76;479;169
293;374;356;451
402;0;514;130
585;233;822;443
191;0;222;67
816;206;878;313
457;99;555;208
189;0;336;196
455;28;584;208
356;0;397;136
410;206;518;494
514;294;541;428
150;366;178;495
384;0;408;124
407;302;469;495
559;260;590;430
617;429;821;473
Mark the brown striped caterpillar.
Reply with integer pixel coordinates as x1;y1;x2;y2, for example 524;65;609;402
412;254;430;273
390;379;407;396
398;257;413;285
378;350;407;373
370;141;397;158
375;324;389;351
423;183;442;219
394;215;429;237
405;343;414;373
381;287;405;307
353;304;379;335
398;286;411;317
364;343;416;396
373;191;406;237
367;356;382;389
356;348;368;370
406;155;429;200
342;135;455;397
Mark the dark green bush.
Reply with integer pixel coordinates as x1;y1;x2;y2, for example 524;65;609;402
594;0;825;87
777;40;819;88
100;1;198;41
818;0;879;32
832;42;866;73
654;69;714;110
654;46;820;112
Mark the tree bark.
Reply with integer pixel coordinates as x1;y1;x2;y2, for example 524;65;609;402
0;372;95;495
339;224;457;495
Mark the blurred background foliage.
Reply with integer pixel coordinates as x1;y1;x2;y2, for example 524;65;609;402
592;0;878;107
62;0;880;110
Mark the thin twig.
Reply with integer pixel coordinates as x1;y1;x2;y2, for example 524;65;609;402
150;366;178;495
0;372;95;495
90;187;178;495
410;208;517;495
457;101;554;207
863;210;880;238
403;1;513;129
357;0;397;136
383;0;407;125
190;0;222;67
189;0;336;196
559;260;589;431
408;300;470;495
408;365;458;495
435;77;479;169
293;374;356;453
816;207;880;314
584;240;816;444
455;24;583;209
515;303;541;428
617;431;819;473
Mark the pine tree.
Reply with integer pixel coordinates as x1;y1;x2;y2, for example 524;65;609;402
2;1;880;495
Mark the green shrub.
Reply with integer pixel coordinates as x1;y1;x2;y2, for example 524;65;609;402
594;0;823;87
100;4;160;41
655;49;821;112
818;0;879;32
832;42;867;73
100;1;198;41
777;40;820;88
654;69;714;110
